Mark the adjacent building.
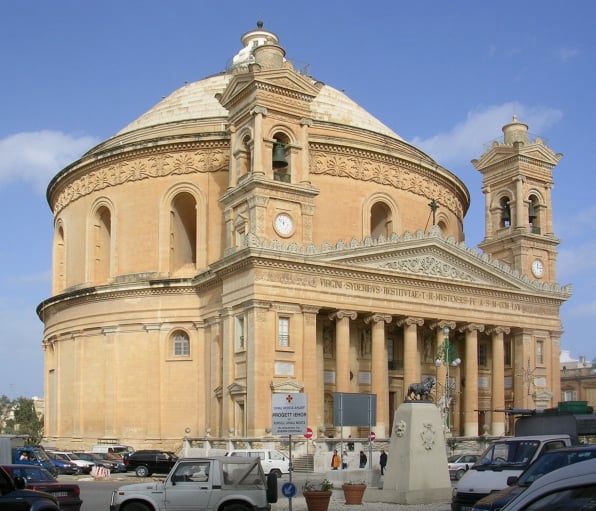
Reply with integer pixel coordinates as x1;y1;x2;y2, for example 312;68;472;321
38;23;571;449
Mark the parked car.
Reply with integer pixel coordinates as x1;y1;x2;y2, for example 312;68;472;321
0;464;59;510
91;444;134;457
448;454;480;480
123;450;178;477
225;449;290;477
72;452;119;472
472;444;596;510
498;457;596;510
46;452;94;474
91;452;126;472
46;452;81;475
110;456;277;511
2;464;81;511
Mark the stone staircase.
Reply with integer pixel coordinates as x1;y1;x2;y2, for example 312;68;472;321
292;453;314;472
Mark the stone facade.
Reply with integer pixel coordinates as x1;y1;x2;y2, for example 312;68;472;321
38;23;570;450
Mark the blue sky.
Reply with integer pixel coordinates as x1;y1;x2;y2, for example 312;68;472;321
1;1;594;398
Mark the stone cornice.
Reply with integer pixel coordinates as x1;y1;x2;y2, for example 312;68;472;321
50;140;230;214
309;144;468;217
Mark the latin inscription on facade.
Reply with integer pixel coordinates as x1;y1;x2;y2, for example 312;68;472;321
256;269;556;316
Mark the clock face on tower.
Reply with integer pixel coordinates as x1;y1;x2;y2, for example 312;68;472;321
531;259;544;278
274;213;294;237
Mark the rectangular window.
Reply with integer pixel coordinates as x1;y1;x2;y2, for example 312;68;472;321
235;316;245;351
536;339;544;365
562;390;578;401
478;342;487;367
278;317;290;347
504;340;512;367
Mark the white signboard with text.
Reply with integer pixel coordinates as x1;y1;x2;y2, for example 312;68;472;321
272;393;308;435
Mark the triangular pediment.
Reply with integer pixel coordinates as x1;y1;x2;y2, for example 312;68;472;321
218;68;321;109
270;378;305;393
473;139;562;169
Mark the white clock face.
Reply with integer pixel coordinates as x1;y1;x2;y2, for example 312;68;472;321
531;259;544;278
274;213;294;237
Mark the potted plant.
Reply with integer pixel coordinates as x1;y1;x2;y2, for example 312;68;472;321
303;479;333;511
342;480;367;505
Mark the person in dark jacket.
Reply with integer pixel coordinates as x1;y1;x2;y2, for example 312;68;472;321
380;450;387;475
359;451;367;468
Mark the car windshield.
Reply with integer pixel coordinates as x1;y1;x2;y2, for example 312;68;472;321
66;452;82;460
518;449;596;485
478;440;540;467
448;455;462;463
33;450;50;462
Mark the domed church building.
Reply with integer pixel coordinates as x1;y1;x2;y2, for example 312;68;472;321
39;23;570;449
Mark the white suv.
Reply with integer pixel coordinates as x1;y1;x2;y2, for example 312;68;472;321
226;449;289;477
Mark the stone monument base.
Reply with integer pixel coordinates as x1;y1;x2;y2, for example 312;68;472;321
366;401;452;505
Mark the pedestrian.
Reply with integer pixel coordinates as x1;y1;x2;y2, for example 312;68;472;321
380;449;387;475
359;450;367;468
331;449;340;470
342;450;348;469
347;435;355;452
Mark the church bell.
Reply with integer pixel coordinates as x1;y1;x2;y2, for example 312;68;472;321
502;203;511;222
272;142;288;168
528;202;537;221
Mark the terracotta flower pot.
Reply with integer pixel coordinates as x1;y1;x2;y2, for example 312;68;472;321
303;490;332;511
342;483;366;505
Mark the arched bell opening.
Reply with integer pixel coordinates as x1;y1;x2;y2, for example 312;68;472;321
528;194;541;234
499;196;512;228
272;133;291;183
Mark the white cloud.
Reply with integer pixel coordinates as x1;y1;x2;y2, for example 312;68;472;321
558;241;596;282
410;103;562;167
563;299;596;320
0;131;99;194
556;47;579;62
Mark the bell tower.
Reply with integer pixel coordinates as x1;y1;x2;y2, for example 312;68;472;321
472;117;563;282
218;22;321;250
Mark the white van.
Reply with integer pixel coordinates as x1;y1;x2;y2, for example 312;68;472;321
92;444;135;457
225;449;289;477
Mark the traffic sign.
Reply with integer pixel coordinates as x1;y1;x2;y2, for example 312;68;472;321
304;427;313;439
282;482;296;498
369;431;376;442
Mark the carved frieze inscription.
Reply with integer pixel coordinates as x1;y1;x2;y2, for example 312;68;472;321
255;268;558;316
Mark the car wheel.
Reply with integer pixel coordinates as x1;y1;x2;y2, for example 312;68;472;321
136;465;150;477
122;502;151;511
270;469;282;478
222;504;251;511
455;468;466;480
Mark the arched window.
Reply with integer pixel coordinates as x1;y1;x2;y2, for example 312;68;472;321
272;133;291;183
370;201;393;239
172;331;190;357
500;197;511;228
528;194;541;234
93;206;111;285
170;192;197;275
53;223;66;293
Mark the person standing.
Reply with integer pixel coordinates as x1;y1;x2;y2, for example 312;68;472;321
380;450;387;475
342;450;348;469
331;449;340;470
359;450;367;468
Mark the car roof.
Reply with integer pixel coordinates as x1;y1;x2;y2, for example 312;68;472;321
506;458;596;509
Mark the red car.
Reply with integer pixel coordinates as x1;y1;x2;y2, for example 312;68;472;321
1;464;82;511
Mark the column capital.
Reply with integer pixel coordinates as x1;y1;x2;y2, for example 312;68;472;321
396;317;424;327
458;323;485;333
329;310;357;321
487;326;511;336
301;305;321;315
250;106;268;116
364;313;392;325
429;320;456;331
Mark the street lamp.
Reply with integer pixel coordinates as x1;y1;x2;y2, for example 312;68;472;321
435;326;461;432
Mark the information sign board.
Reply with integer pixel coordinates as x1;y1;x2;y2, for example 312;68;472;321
272;393;308;435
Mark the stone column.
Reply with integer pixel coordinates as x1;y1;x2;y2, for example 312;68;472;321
365;313;392;437
488;326;510;436
329;310;357;392
397;317;424;395
460;323;484;437
514;176;526;231
299;118;313;184
513;330;533;409
482;185;493;240
550;330;562;403
250;106;267;175
302;305;322;436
